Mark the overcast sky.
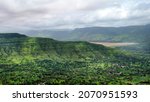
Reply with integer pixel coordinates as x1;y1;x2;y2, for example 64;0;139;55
0;0;150;32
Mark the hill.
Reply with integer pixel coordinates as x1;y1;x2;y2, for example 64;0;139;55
0;33;111;63
25;24;150;42
0;33;149;85
0;33;27;38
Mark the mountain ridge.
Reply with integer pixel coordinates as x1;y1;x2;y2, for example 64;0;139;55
23;24;150;42
0;33;114;64
0;33;27;38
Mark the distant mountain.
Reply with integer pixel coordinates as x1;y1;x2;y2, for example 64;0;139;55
70;24;150;42
0;33;27;38
25;24;150;42
24;24;150;53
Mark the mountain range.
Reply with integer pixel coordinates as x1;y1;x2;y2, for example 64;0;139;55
23;24;150;53
25;24;150;42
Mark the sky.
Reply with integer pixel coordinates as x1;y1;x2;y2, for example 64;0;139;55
0;0;150;32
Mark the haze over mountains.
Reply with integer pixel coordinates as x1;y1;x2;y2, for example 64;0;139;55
24;24;150;42
22;24;150;53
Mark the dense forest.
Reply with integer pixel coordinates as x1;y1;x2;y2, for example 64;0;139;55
0;33;149;85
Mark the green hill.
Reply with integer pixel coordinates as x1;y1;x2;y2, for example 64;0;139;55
0;33;27;38
0;33;112;63
0;33;149;85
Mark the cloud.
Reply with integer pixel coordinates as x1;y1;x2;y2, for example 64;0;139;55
0;0;150;32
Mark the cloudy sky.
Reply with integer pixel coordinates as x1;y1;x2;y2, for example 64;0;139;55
0;0;150;32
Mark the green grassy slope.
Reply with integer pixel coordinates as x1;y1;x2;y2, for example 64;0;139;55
0;33;149;85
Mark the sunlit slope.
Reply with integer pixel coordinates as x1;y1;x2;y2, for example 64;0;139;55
0;33;114;63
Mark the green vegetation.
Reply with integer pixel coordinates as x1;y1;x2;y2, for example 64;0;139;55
0;33;149;85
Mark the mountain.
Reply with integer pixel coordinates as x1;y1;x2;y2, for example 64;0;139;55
0;33;111;63
0;33;27;38
0;33;149;85
24;24;150;53
25;24;150;42
70;25;150;42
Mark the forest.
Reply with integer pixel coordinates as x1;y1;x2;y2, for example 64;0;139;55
0;33;149;85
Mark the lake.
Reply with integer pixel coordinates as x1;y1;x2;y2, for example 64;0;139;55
90;42;139;47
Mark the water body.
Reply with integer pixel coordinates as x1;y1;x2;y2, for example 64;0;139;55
90;42;139;47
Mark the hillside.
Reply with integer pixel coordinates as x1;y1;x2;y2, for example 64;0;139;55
0;33;149;85
0;33;112;63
